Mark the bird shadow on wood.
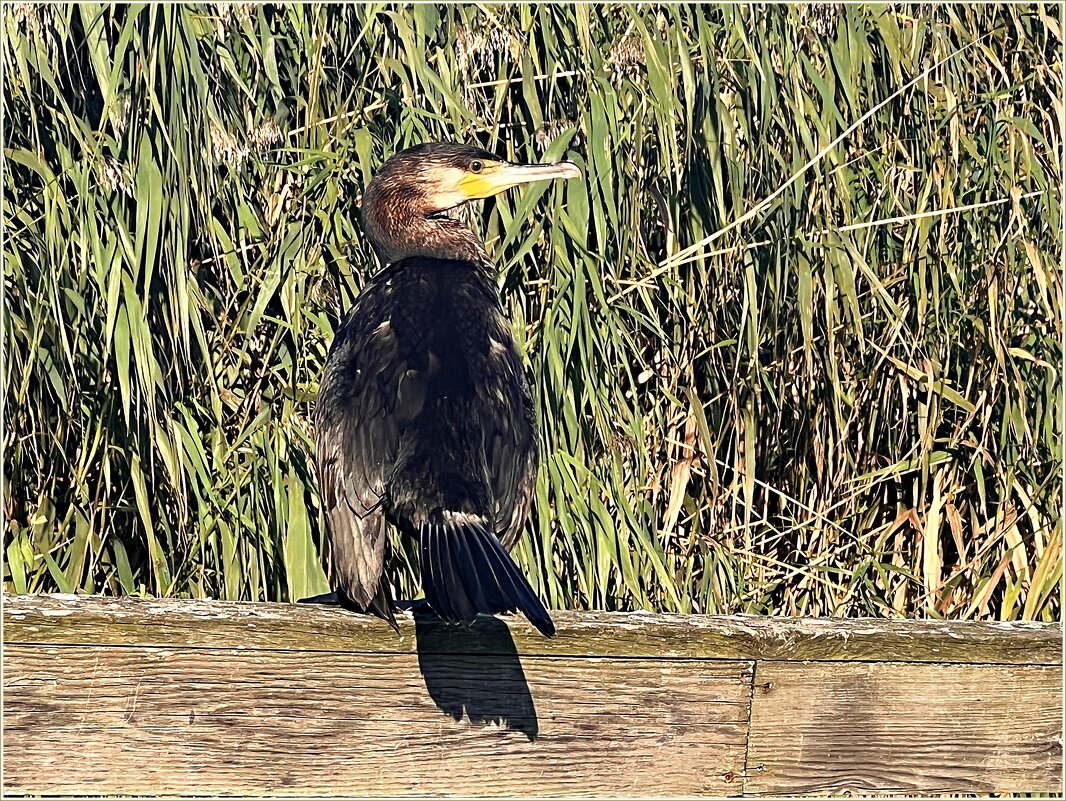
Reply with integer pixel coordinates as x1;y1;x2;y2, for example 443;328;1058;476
411;605;539;741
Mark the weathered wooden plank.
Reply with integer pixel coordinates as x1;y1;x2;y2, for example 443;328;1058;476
5;594;1061;664
4;594;1062;796
744;661;1064;795
4;642;751;797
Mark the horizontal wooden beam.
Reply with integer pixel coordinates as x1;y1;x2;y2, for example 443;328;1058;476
5;593;1060;663
3;594;1062;797
746;661;1062;795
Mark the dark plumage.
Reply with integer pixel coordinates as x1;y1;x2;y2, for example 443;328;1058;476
314;142;580;637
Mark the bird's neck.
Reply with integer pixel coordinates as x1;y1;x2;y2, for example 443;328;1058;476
367;204;490;267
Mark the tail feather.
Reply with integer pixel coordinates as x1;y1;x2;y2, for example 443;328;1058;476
489;543;555;636
420;517;555;638
451;531;491;611
463;531;510;611
421;522;442;610
433;523;477;624
420;526;449;618
422;521;473;624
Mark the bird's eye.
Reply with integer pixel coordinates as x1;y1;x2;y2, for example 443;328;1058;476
470;159;484;173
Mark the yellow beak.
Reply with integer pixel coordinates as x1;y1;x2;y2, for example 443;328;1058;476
458;161;582;200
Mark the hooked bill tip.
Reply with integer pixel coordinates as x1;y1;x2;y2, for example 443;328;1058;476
553;161;581;180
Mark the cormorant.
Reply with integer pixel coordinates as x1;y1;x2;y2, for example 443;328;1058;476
313;142;580;638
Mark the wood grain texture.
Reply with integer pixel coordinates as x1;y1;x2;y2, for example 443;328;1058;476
4;643;750;796
745;661;1064;795
2;594;1062;796
5;593;1061;664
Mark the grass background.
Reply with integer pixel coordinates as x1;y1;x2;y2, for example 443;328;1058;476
3;2;1061;622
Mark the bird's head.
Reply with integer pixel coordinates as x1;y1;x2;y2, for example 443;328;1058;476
361;142;581;265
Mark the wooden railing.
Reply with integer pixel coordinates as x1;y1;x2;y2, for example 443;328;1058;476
4;594;1061;796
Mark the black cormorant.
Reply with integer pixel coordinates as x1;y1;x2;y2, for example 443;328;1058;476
314;142;580;638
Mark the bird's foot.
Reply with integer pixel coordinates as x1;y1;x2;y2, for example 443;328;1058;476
394;598;433;613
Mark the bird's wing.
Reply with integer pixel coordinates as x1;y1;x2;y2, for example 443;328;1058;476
315;288;403;609
484;338;539;551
